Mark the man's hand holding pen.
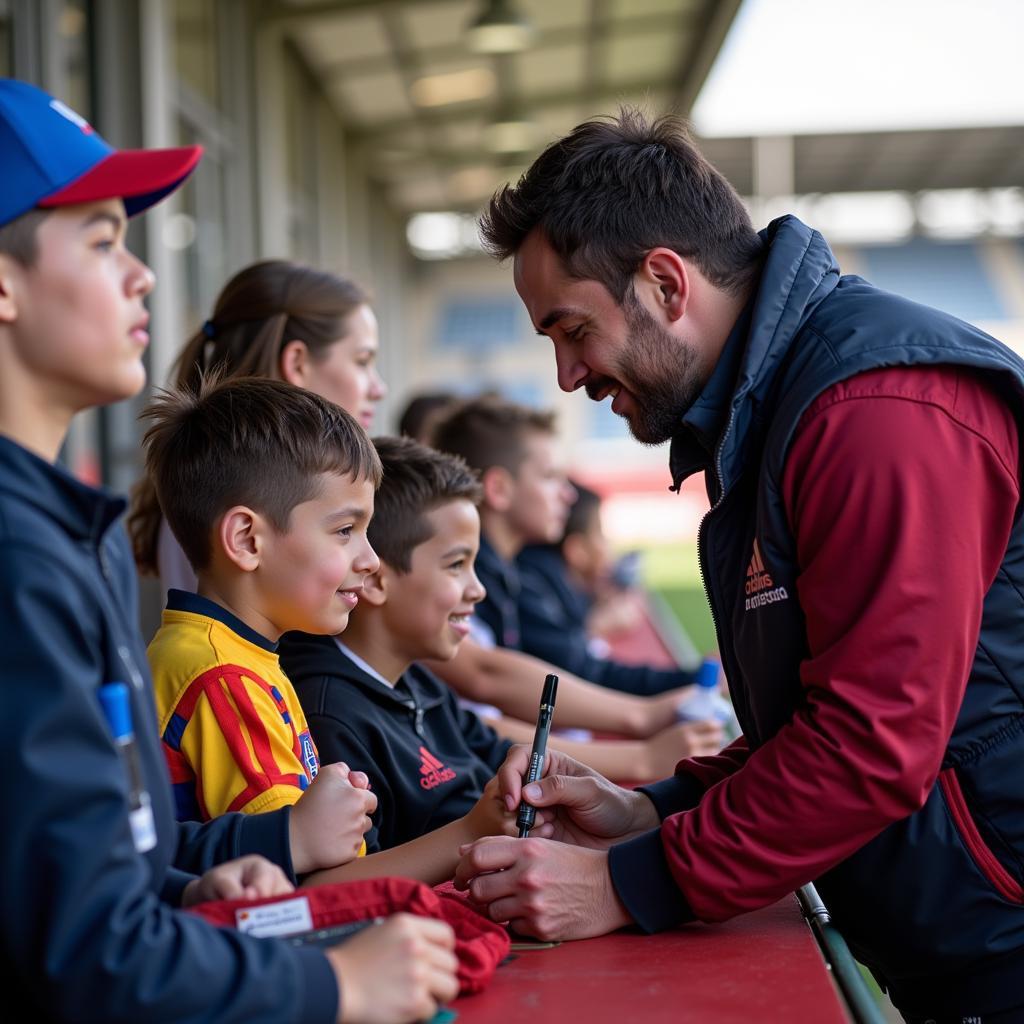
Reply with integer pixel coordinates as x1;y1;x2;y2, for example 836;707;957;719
455;743;658;940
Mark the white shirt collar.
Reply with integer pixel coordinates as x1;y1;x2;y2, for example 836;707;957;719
334;638;396;689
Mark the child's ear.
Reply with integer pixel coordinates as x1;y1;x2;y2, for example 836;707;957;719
481;465;515;512
279;339;312;388
359;567;389;607
218;506;263;572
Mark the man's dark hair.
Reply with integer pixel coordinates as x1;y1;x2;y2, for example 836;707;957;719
369;436;482;574
142;375;382;572
480;107;763;301
430;394;557;477
0;209;50;266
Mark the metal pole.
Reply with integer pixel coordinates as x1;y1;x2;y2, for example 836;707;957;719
797;884;888;1024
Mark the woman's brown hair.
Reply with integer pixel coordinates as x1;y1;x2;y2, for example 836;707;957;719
128;259;369;574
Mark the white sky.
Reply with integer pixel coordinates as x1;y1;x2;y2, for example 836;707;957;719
691;0;1024;137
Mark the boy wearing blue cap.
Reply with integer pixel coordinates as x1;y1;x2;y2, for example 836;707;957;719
0;79;457;1024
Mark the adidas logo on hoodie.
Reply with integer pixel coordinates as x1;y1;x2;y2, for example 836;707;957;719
418;745;456;790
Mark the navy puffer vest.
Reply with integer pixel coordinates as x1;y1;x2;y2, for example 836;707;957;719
670;216;1024;1011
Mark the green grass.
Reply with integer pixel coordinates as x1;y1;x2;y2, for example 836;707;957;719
636;540;703;588
631;540;718;655
656;586;718;656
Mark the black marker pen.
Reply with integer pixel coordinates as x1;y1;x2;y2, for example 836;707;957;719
516;673;558;838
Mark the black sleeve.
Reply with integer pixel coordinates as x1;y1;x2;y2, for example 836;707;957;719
606;774;708;932
0;547;337;1023
160;866;198;907
637;773;708;820
305;710;390;854
608;828;697;933
450;691;513;772
172;808;297;881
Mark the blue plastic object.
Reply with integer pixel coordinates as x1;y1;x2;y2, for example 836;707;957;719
98;681;133;739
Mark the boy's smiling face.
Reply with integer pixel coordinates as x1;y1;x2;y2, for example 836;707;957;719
256;471;379;638
381;498;485;664
0;200;154;412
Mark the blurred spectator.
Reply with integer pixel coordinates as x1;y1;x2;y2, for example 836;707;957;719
518;482;645;653
397;390;457;443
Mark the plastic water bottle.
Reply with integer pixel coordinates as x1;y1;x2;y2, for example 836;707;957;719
98;682;157;853
677;659;740;740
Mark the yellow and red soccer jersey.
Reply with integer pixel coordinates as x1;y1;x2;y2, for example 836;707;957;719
148;590;323;822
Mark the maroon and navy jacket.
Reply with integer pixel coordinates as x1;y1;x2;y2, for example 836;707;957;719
608;216;1024;1018
279;632;512;853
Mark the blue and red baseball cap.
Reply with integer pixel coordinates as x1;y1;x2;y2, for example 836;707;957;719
0;78;202;228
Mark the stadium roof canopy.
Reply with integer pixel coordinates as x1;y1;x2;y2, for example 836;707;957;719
258;0;743;213
259;0;1024;219
703;126;1024;197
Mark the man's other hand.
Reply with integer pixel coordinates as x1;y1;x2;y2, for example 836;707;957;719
454;836;632;941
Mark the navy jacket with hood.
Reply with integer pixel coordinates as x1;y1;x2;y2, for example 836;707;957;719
0;436;337;1023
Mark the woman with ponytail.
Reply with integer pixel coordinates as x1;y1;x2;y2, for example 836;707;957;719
129;259;386;589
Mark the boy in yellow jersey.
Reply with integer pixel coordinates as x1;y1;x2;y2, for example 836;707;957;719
145;376;380;861
145;375;518;883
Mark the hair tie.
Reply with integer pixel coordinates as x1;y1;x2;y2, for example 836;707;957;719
202;319;217;339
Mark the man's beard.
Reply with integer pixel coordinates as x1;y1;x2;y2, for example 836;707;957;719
586;294;705;446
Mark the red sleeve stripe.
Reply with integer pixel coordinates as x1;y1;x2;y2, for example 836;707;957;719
162;744;194;784
162;740;212;820
174;663;285;720
173;662;309;797
200;671;280;790
227;775;305;813
220;670;287;779
227;671;305;767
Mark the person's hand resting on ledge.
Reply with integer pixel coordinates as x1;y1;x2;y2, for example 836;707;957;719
181;854;294;907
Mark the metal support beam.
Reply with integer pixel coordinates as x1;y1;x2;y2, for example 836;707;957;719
797;885;888;1024
258;0;437;24
350;74;693;142
672;0;743;112
316;10;695;81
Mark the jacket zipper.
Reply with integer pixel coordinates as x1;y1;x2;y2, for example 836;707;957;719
96;542;146;700
696;404;737;680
